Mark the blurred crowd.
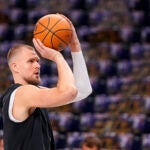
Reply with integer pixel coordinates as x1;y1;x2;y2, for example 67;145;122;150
0;0;150;149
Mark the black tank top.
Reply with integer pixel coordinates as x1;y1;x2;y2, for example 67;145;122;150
1;84;55;150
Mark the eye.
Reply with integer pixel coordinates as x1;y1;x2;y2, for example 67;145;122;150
28;58;35;63
36;59;40;64
29;59;34;63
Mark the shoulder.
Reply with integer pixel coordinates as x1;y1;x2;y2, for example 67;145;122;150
15;84;48;99
0;84;22;105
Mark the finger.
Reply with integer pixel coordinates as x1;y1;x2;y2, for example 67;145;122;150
33;38;40;49
33;39;44;55
34;38;44;51
32;38;36;45
33;38;39;49
36;39;48;50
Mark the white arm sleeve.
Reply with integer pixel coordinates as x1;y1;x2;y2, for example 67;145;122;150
66;51;92;104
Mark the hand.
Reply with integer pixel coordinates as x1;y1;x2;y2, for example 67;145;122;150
33;38;62;62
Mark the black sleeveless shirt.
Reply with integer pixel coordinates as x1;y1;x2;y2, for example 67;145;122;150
1;84;55;150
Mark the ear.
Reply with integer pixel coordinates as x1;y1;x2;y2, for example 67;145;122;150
11;62;19;73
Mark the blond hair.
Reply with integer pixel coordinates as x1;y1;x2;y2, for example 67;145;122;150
7;44;35;65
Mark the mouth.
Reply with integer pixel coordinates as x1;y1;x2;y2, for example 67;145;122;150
34;71;40;76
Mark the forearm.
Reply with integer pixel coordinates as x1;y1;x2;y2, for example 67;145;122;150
67;51;92;104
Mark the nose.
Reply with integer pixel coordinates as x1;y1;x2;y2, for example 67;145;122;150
34;61;40;69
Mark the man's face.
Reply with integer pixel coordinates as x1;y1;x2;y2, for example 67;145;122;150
15;48;41;85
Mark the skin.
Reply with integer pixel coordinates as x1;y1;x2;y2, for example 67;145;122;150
9;16;81;122
0;139;4;150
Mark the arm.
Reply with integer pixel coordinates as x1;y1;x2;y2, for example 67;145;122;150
70;51;92;102
65;17;92;104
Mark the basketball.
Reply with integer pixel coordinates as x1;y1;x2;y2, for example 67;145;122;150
33;14;72;51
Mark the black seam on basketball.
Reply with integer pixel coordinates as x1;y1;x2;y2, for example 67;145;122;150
52;29;72;45
37;17;63;33
33;22;48;35
42;17;64;46
50;19;72;46
51;34;67;49
49;17;63;30
42;17;51;42
34;17;62;37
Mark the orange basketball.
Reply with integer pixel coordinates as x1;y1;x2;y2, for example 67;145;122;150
33;14;72;51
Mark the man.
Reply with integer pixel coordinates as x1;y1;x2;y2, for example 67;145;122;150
81;136;101;150
0;17;92;150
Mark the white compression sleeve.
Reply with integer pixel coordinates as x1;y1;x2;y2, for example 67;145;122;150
66;51;92;104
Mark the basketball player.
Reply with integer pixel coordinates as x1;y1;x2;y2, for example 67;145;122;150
0;19;92;150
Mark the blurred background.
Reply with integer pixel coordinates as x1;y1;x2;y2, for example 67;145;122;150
0;0;150;149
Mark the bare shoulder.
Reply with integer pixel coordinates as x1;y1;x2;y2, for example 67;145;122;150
12;84;46;121
14;84;48;108
15;84;47;100
16;84;49;99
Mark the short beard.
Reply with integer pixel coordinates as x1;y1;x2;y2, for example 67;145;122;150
24;78;41;86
